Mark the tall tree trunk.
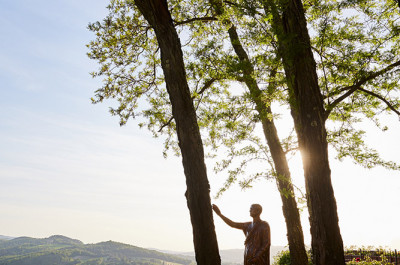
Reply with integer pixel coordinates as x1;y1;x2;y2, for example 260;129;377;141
264;0;345;264
133;1;221;264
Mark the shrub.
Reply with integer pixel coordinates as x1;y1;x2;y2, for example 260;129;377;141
273;250;312;265
273;250;291;265
346;256;391;265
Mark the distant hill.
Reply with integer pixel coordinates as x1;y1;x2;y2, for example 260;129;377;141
0;236;14;241
0;235;192;265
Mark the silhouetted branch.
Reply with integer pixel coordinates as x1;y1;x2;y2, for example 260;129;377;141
158;116;174;133
325;59;400;119
357;87;400;116
194;78;217;97
174;17;217;26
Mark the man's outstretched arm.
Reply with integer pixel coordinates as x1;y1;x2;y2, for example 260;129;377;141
212;204;246;230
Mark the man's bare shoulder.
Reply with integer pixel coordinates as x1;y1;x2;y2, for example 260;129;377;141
241;221;252;230
242;221;252;227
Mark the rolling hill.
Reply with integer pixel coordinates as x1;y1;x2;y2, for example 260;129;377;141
0;235;192;265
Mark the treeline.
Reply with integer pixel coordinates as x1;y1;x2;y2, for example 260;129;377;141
0;235;191;265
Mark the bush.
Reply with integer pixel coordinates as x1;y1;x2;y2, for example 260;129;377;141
273;250;312;265
273;250;291;265
274;248;394;265
346;256;391;265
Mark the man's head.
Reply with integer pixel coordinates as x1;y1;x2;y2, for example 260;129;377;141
250;204;262;217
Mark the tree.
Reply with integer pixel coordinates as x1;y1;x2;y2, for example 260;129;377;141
264;0;346;262
263;0;400;263
166;0;400;263
207;1;308;263
88;0;400;264
88;1;220;264
167;1;399;263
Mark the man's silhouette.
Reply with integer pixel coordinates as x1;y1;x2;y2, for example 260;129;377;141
212;204;271;265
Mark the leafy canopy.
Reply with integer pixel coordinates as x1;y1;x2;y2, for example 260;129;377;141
87;0;400;194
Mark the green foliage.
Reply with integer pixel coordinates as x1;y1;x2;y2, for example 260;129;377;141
87;0;400;197
272;249;312;265
328;128;400;170
344;246;398;264
307;0;400;171
273;250;291;265
87;0;168;129
346;256;391;265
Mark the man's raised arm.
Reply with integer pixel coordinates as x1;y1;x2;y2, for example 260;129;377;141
212;204;246;230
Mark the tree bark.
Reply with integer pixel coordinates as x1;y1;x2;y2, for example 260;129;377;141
264;0;345;264
133;1;221;264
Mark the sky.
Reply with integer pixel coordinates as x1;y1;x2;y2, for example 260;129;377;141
0;0;399;253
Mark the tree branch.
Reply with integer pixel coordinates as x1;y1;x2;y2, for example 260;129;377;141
324;85;358;120
158;116;174;133
158;78;218;132
284;146;299;155
324;59;400;119
193;78;217;97
174;17;217;26
357;87;400;116
223;0;264;15
223;0;239;7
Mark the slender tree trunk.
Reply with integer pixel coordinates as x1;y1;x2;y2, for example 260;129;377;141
262;107;309;265
133;1;221;264
209;2;308;262
226;25;309;265
264;0;345;264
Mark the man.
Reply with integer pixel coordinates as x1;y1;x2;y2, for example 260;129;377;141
212;204;271;265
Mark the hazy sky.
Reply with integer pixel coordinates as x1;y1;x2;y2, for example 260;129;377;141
1;0;399;252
